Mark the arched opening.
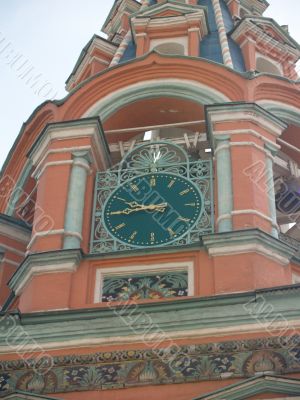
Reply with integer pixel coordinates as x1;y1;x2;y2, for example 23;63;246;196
256;56;282;76
102;97;211;164
153;42;185;56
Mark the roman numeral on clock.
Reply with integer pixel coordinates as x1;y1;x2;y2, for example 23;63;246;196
130;184;139;193
167;227;176;237
168;179;175;188
178;217;190;222
130;231;138;240
150;177;156;187
115;223;125;230
180;188;191;196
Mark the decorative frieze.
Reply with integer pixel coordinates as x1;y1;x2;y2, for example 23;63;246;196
0;335;300;395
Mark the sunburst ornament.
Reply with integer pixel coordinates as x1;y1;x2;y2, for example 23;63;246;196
121;141;188;172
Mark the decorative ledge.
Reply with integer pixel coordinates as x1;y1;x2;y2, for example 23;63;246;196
0;214;31;244
8;249;83;296
1;283;300;350
202;228;298;265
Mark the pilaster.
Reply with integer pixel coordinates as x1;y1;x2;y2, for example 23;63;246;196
206;103;288;237
214;135;233;232
9;249;82;312
63;151;92;249
226;0;240;19
265;143;279;238
27;118;110;254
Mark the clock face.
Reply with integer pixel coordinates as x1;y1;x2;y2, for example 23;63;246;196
103;173;203;247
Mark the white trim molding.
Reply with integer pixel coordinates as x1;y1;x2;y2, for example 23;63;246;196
208;243;290;265
14;261;78;296
1;318;300;354
28;119;111;176
0;222;31;244
292;273;300;284
27;229;83;250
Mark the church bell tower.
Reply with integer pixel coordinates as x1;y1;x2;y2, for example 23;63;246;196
0;1;300;399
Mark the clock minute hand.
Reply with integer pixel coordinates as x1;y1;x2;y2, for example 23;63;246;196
110;208;139;215
116;198;144;209
125;201;167;210
144;203;167;211
110;203;168;215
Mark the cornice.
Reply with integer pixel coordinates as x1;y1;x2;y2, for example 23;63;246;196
1;282;300;350
132;1;207;18
27;117;111;172
8;249;83;296
231;17;300;51
230;18;300;62
102;0;141;37
205;102;288;150
237;0;269;15
65;35;118;89
0;214;31;244
130;1;209;41
202;229;298;266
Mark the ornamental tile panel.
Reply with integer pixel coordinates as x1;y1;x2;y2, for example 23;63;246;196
1;335;300;395
101;271;188;302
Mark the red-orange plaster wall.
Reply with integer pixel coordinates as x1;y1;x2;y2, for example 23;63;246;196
16;249;294;313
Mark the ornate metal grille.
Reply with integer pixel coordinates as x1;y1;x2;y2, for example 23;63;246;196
101;271;188;302
90;141;214;254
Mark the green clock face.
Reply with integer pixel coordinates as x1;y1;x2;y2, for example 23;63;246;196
103;173;203;247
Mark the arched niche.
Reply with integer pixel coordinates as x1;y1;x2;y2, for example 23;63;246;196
256;55;282;76
83;78;229;122
154;42;185;56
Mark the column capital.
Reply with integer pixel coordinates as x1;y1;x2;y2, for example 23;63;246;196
214;134;231;142
71;150;92;172
265;142;279;157
72;150;92;160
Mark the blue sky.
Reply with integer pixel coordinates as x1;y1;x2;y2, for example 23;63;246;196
0;0;299;169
